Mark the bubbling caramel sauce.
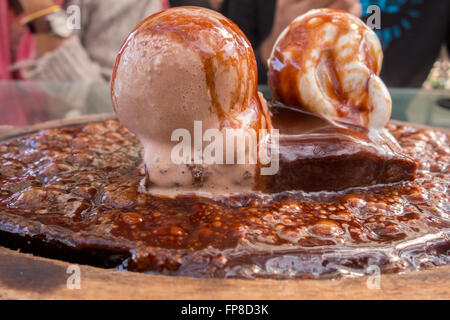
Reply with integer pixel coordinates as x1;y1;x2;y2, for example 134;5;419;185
0;9;445;279
0;120;448;278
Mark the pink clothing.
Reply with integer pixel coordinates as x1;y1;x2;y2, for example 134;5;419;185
0;0;165;126
0;1;35;80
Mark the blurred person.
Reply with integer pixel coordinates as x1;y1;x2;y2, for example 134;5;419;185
220;0;450;87
0;0;166;127
220;0;362;83
0;0;166;81
360;0;450;87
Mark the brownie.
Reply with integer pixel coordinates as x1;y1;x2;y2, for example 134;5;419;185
256;106;417;192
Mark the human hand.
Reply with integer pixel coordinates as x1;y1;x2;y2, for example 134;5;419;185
18;0;67;58
209;0;223;11
328;0;362;16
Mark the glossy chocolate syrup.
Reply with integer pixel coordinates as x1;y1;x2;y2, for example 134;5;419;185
0;118;448;279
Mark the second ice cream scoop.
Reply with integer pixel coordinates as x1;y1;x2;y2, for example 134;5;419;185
268;9;392;130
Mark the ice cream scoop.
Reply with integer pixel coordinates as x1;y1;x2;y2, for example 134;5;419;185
268;9;391;130
111;7;271;196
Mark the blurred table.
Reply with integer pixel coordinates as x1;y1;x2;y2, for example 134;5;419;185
1;80;450;128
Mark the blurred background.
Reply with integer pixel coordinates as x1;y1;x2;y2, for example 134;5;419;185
1;0;449;127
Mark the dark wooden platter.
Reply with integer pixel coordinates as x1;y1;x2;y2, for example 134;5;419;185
0;114;448;300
